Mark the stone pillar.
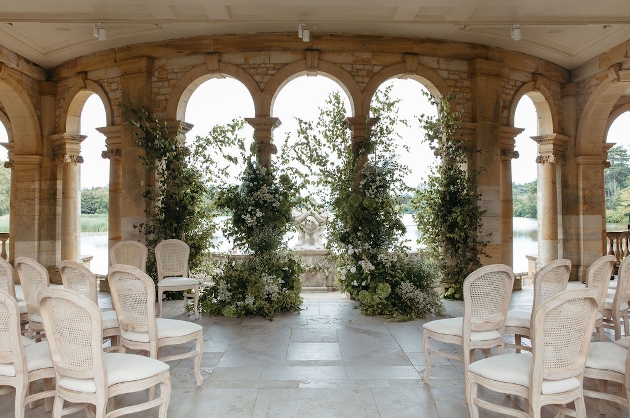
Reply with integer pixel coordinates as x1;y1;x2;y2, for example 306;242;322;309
468;59;507;263
245;117;280;166
559;83;580;281
346;116;378;186
52;133;85;262
533;134;567;267
98;125;123;254
118;57;154;242
500;126;523;269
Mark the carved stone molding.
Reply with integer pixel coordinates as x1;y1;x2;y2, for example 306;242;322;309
501;149;519;160
305;50;320;76
54;154;84;166
101;148;122;160
536;154;564;165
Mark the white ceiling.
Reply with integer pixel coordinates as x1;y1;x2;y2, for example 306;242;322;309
1;0;630;70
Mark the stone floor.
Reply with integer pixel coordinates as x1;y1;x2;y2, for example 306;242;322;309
2;282;626;418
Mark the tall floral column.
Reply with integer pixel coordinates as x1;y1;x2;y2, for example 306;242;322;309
245;117;280;166
52;133;85;262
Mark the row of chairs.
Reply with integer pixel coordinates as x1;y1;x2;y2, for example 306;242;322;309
0;254;204;417
422;255;630;417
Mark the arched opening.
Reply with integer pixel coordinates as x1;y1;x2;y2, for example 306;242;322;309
604;111;630;227
184;76;255;252
512;95;539;272
0;120;9;237
78;94;108;274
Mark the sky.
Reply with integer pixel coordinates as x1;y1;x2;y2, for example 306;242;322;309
0;77;628;188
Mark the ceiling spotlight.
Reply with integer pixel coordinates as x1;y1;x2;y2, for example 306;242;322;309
298;23;309;42
93;23;106;41
511;24;521;41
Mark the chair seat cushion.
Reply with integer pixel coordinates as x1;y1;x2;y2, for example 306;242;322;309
158;277;198;287
29;313;42;323
101;310;119;330
505;309;531;328
615;337;630;349
422;317;501;341
58;353;169;393
21;335;35;347
0;341;53;377
586;342;627;374
18;300;27;314
468;352;580;395
122;318;202;343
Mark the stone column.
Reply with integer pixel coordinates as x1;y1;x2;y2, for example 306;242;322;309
346;116;379;186
500;127;523;269
468;59;507;263
52;133;85;262
98;125;123;253
533;134;567;267
245;117;280;166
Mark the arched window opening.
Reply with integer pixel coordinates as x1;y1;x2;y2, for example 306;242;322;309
79;94;108;274
184;77;255;252
512;96;539;273
605;111;630;227
370;78;436;251
271;75;351;247
0;122;9;235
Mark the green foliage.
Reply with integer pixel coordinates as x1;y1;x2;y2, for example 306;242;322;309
293;88;444;319
81;214;108;232
126;106;215;282
0;162;10;216
81;186;109;214
200;251;303;320
412;91;487;300
513;181;537;218
193;119;304;319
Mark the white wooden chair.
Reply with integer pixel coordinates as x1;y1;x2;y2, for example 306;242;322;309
422;264;514;384
584;335;630;415
59;260;121;352
108;264;204;386
38;286;171;418
466;288;599;417
601;255;630;340
15;257;50;341
0;288;55;418
585;255;616;341
110;240;148;272
504;259;571;352
0;257;28;331
154;239;199;319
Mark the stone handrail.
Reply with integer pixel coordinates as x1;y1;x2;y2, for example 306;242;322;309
606;230;629;268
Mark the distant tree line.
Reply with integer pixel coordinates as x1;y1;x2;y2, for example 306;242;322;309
605;146;630;223
81;186;108;214
513;181;537;218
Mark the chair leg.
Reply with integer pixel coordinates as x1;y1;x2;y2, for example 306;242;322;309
157;289;163;318
193;285;199;319
574;396;587;418
465;377;479;418
44;377;53;411
194;332;204;386
598;379;608;415
421;332;432;382
16;382;26;418
52;396;64;418
158;373;172;418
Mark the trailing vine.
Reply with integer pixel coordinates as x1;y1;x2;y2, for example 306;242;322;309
412;91;488;300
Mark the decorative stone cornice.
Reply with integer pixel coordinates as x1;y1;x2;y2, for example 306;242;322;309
245;117;281;131
6;154;43;169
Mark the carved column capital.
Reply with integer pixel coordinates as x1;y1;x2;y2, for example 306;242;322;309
54;154;84;166
533;133;567;166
50;132;86;166
245;117;282;164
536;154;564;165
101;148;122;160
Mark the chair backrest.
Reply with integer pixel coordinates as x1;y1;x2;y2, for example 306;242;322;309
38;287;105;388
107;264;157;341
59;260;98;303
155;239;190;281
15;257;50;317
464;264;515;333
0;257;16;299
533;258;571;311
612;255;630;310
530;288;599;389
110;240;148;272
0;288;26;379
585;255;616;311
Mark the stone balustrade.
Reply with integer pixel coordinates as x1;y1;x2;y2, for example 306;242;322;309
606;230;629;273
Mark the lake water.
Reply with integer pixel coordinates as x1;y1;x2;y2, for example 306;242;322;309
80;216;547;275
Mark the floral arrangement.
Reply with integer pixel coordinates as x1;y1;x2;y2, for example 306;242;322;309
193;126;304;320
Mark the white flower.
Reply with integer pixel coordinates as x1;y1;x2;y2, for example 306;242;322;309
350;266;356;273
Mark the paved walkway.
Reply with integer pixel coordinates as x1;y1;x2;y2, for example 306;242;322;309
2;284;626;417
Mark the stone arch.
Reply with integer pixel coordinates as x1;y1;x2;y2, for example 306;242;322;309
62;79;112;134
509;81;556;135
605;101;630;141
0;66;41;154
166;60;260;122
576;71;630;156
262;60;360;117
361;62;448;115
0;109;13;144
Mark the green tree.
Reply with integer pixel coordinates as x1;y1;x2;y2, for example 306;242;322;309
513;181;537;218
412;91;488;300
605;146;630;210
81;186;109;214
0;163;10;216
